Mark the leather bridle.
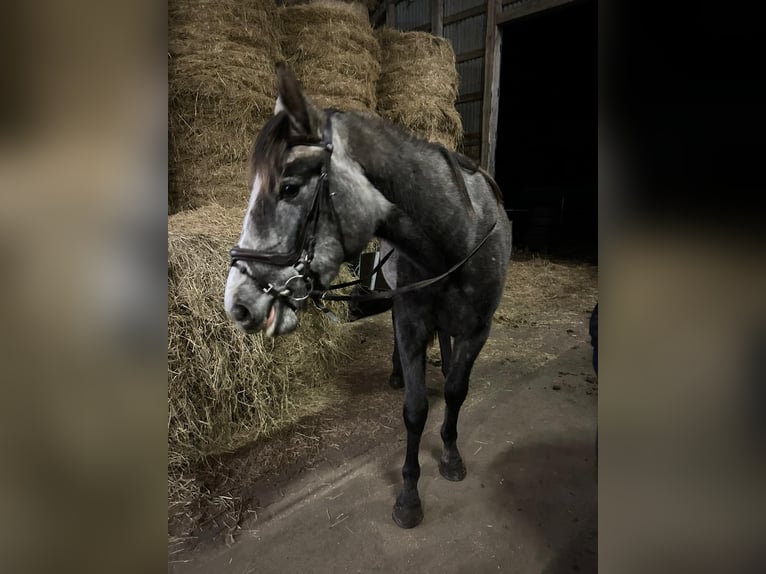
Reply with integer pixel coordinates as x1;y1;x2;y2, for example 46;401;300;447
229;115;340;310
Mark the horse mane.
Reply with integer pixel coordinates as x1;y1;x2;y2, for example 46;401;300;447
451;149;505;207
436;144;505;209
251;110;505;212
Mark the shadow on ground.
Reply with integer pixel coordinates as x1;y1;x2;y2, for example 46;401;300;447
487;440;597;573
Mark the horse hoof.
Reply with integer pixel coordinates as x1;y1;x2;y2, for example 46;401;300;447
392;502;423;529
439;457;467;481
388;374;404;389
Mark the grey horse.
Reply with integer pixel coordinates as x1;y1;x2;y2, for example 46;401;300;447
224;64;512;528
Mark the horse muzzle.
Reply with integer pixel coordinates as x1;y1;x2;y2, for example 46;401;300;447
224;265;306;337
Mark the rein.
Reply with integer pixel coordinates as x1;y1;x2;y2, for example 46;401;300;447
315;221;497;303
229;112;498;317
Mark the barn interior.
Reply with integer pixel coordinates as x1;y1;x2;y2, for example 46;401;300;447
167;0;599;560
493;0;597;261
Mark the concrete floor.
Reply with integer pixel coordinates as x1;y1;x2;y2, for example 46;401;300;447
171;341;597;574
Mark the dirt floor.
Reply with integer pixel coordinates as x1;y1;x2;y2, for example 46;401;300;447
169;256;598;573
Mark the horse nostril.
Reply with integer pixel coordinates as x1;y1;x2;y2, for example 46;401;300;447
231;304;251;323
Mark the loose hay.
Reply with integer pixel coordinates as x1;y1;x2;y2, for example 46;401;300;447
494;256;599;329
168;204;356;531
479;256;598;373
375;28;463;150
279;3;381;113
168;0;283;213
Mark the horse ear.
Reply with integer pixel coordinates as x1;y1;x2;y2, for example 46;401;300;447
274;62;319;137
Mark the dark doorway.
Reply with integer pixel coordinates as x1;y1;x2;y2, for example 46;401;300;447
494;0;597;260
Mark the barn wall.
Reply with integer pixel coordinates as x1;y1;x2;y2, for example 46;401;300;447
501;0;525;17
394;0;430;29
384;0;579;167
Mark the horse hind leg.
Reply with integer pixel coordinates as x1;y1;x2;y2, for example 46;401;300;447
439;324;491;482
438;330;452;379
388;308;404;389
394;328;447;389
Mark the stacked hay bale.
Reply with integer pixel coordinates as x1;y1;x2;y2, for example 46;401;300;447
375;28;463;150
168;205;355;521
167;0;386;537
168;0;282;213
283;0;377;15
278;1;381;113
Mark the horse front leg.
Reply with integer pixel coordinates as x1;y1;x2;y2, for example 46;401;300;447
439;324;491;481
392;307;431;528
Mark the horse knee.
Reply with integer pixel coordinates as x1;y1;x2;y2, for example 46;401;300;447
402;400;428;434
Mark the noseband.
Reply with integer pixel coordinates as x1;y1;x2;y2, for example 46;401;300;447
229;114;342;307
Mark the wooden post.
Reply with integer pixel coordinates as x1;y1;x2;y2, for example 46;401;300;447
481;0;502;174
497;0;576;25
431;0;443;37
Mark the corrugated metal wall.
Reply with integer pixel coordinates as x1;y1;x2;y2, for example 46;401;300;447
394;0;430;29
456;56;483;94
444;0;485;16
443;14;485;53
456;101;481;134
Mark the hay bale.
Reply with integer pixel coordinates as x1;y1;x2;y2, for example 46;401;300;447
168;0;280;54
168;205;356;519
168;0;283;213
285;0;377;16
278;3;381;113
307;0;370;21
375;28;463;150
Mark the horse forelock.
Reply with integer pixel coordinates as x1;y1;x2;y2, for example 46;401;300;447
249;112;327;208
249;113;292;206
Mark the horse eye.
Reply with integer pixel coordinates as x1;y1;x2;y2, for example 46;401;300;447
279;183;300;200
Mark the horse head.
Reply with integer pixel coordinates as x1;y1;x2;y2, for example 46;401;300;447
224;64;386;336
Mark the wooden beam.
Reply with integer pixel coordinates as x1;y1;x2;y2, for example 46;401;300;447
432;0;443;37
443;5;486;27
411;22;431;32
457;91;483;104
497;0;576;24
456;48;484;63
481;0;502;173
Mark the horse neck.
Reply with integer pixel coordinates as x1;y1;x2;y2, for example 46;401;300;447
336;114;472;273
